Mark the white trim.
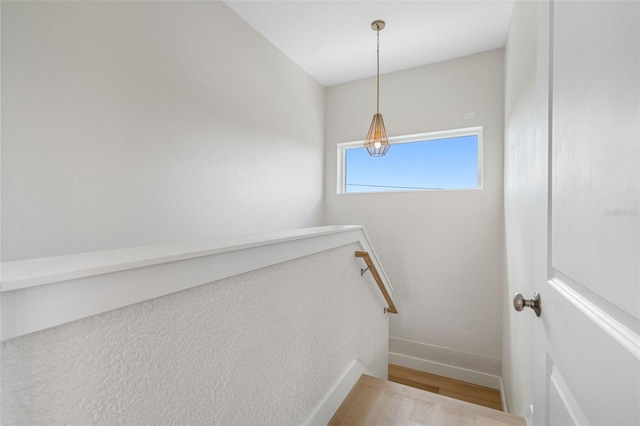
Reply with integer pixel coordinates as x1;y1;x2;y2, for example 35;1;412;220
304;359;369;426
549;365;591;426
525;404;534;426
1;225;394;341
341;126;484;148
336;126;484;194
389;352;502;390
336;141;347;194
500;377;510;413
1;226;356;291
389;336;501;376
548;278;640;360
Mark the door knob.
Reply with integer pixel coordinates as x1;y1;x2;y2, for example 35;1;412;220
513;292;541;317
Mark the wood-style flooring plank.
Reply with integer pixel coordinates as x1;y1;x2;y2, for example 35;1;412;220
439;389;503;411
388;364;503;410
387;375;440;394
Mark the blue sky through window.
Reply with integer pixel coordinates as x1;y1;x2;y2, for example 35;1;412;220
345;135;479;193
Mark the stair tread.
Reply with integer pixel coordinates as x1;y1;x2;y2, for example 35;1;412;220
329;374;526;426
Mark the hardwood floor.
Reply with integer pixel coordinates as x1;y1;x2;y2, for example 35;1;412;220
388;364;503;411
329;374;525;426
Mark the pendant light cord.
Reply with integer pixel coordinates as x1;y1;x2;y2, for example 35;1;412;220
376;28;380;114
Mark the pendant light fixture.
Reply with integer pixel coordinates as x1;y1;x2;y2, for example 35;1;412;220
364;20;390;157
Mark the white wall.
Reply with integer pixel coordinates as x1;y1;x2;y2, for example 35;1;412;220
1;1;324;261
324;50;505;380
1;242;389;424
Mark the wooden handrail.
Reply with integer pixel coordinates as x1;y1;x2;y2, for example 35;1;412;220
355;251;398;314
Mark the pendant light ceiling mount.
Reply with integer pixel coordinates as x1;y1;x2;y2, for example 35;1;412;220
371;20;385;31
364;19;390;157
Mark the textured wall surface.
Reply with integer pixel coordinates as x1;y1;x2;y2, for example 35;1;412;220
325;50;505;360
1;243;389;425
1;1;324;261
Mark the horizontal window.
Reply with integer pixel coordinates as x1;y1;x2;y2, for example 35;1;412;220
337;127;483;194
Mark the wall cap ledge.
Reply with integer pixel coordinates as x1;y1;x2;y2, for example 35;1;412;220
1;225;393;341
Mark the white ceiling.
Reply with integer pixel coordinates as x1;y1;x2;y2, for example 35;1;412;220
224;1;515;87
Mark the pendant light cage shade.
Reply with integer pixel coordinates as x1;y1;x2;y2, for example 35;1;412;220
364;113;390;157
364;20;389;157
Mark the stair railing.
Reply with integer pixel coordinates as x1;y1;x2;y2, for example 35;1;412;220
355;251;398;314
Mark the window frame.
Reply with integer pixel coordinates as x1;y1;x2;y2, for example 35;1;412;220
336;126;484;194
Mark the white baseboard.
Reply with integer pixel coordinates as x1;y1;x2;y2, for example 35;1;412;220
304;359;368;426
500;377;510;413
525;404;534;425
389;352;502;391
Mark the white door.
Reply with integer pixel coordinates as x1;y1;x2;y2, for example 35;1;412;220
530;1;640;425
